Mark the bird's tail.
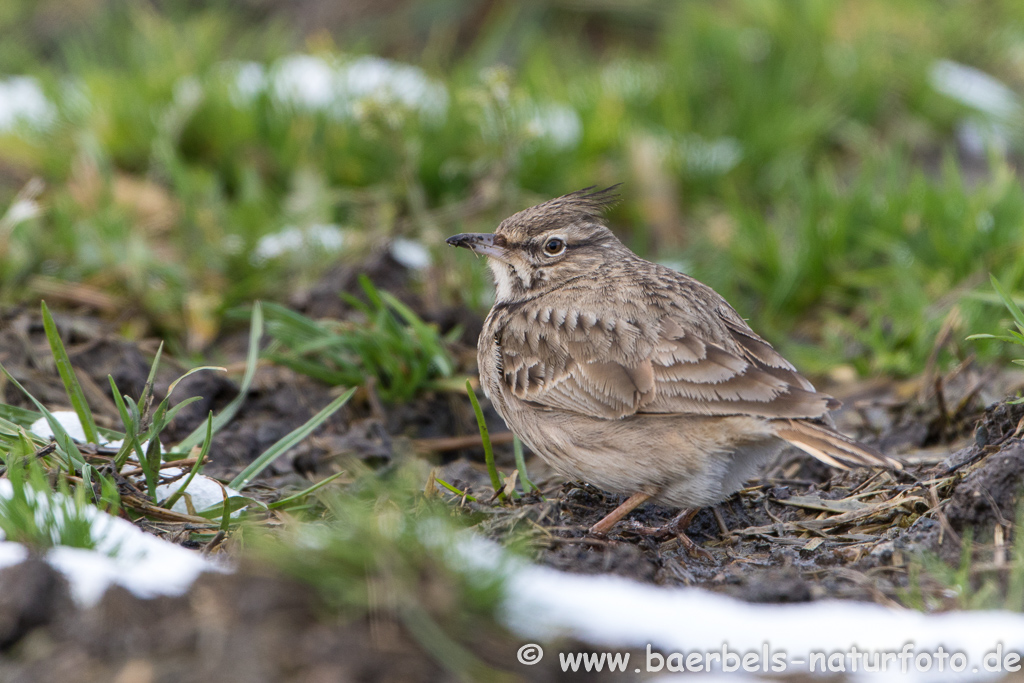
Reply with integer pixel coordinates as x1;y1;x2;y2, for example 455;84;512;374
773;419;901;470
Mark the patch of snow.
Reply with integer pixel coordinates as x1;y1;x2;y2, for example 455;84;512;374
233;53;448;122
30;411;145;450
3;197;42;226
0;480;222;606
341;55;447;120
272;54;337;110
390;238;431;270
30;412;90;444
931;60;1020;158
0;543;29;567
523;102;583;149
478;94;584;151
231;60;268;104
252;223;346;262
677;133;743;176
0;76;55;133
444;534;1024;681
956;118;1009;157
930;60;1020;121
29;411;228;514
154;471;242;516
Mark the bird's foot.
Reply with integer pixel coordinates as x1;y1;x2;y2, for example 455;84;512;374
666;508;713;560
617;509;712;560
590;501;713;561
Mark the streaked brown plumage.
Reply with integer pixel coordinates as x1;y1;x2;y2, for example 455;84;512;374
447;187;900;537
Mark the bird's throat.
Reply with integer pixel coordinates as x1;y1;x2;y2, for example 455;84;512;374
489;259;533;302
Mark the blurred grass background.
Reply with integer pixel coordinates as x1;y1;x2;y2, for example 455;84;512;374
2;0;1024;377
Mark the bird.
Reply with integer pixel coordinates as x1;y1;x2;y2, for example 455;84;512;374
446;186;900;548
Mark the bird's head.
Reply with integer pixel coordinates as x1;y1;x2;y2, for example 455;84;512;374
446;186;627;302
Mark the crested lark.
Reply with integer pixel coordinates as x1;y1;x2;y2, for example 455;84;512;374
447;187;900;542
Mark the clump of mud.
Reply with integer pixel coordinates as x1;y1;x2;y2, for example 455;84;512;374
0;559;627;683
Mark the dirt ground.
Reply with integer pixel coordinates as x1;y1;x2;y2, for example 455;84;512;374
1;259;1024;680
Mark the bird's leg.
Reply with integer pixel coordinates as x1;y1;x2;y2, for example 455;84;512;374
589;492;652;536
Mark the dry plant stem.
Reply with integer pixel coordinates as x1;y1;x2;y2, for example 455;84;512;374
414;431;515;453
712;506;732;536
589;491;652;535
928;484;961;546
202;530;226;555
29;275;124;314
64;471;218;524
119;493;218;525
118;456;202;477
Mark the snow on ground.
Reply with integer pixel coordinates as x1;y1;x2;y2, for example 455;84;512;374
0;76;54;132
930;59;1021;158
504;561;1024;681
252;223;347;263
230;54;448;122
453;535;1024;682
29;411;241;514
0;479;223;606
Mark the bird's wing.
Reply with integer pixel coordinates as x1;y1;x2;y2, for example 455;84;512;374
494;296;836;421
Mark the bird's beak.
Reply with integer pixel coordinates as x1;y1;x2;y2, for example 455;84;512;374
445;233;509;262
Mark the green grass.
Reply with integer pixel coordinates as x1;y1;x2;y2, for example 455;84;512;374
259;276;456;402
248;463;509;679
968;274;1024;392
902;508;1024;613
3;1;1024;374
0;448;100;552
0;302;354;528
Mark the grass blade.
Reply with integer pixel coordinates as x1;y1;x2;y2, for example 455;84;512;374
41;301;100;445
109;375;138;471
268;470;348;509
138;341;164;410
0;360;86;470
176;302;263;453
990;274;1024;333
219;495;232;533
965;333;1017;342
196;495;262;518
143;432;162;499
434;477;478;502
167;366;226;397
161;412;213;510
512;435;537;493
161;395;204;428
466;380;503;502
229;386;356;490
0;403;41;427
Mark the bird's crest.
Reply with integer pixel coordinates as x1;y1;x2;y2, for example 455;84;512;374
552;185;621;218
497;185;621;237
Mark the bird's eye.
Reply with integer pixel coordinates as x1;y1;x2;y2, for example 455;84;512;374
543;238;566;256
